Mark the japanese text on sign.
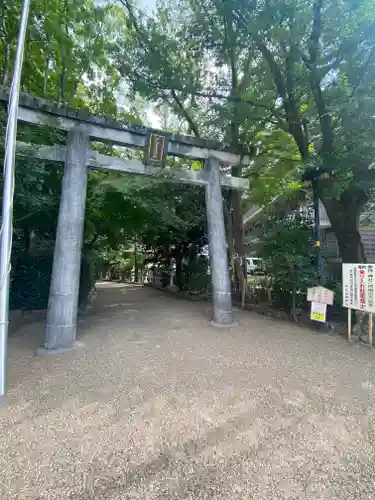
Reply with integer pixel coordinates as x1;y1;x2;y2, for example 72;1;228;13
310;301;327;323
307;286;334;305
343;263;375;313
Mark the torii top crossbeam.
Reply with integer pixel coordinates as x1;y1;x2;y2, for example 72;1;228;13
0;90;250;165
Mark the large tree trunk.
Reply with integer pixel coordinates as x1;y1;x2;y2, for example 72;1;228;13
223;6;250;302
323;193;367;263
325;196;370;343
241;4;370;275
231;185;247;296
334;223;365;263
24;229;35;254
174;247;183;289
133;239;139;282
223;193;236;290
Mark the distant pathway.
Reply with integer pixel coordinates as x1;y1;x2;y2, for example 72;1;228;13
1;283;374;499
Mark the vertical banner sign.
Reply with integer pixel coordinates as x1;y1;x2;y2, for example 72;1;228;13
342;264;375;313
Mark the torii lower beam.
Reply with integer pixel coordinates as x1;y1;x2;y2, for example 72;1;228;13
16;142;249;190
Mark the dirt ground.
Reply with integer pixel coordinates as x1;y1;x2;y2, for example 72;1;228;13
1;282;374;499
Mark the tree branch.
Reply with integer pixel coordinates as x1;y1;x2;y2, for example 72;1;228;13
308;0;323;64
163;85;281;112
224;2;240;148
257;40;288;102
257;41;309;159
303;0;334;154
119;0;201;137
351;45;375;97
232;8;309;157
119;0;142;36
239;47;255;93
170;89;200;137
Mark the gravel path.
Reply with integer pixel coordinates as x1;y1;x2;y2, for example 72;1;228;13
1;282;374;499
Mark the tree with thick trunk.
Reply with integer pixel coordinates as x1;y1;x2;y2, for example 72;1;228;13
234;0;375;263
115;0;375;265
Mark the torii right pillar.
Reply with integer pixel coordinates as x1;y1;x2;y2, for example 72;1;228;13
204;157;234;327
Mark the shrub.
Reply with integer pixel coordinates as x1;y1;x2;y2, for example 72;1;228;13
10;253;95;310
78;255;96;307
259;212;319;319
181;255;210;293
10;254;53;310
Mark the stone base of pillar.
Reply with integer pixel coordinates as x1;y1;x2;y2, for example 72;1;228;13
167;283;179;292
210;320;237;329
35;341;84;357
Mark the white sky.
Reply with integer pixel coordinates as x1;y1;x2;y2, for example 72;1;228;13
138;0;156;11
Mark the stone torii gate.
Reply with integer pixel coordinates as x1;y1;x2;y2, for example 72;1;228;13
1;91;249;355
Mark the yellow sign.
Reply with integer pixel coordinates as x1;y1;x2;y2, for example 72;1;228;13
311;310;325;321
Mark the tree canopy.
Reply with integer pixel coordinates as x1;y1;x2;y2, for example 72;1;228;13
110;0;375;263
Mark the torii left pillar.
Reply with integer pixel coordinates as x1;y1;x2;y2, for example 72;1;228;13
37;128;89;355
205;157;234;327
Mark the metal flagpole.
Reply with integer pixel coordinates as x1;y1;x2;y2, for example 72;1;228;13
0;0;31;399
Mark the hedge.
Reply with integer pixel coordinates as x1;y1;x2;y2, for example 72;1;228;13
10;253;95;310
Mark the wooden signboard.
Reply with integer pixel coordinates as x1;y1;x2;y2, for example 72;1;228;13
307;286;335;306
144;131;169;167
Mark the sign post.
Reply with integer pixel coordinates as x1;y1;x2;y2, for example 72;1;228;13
369;313;373;350
342;263;374;349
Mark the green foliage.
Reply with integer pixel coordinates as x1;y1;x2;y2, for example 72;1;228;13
181;255;210;293
3;0;374;312
247;129;302;206
323;276;343;310
0;0;123;109
78;255;96;307
10;254;54;310
103;173;207;263
10;253;95;310
0;107;64;247
259;212;319;312
113;0;375;262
